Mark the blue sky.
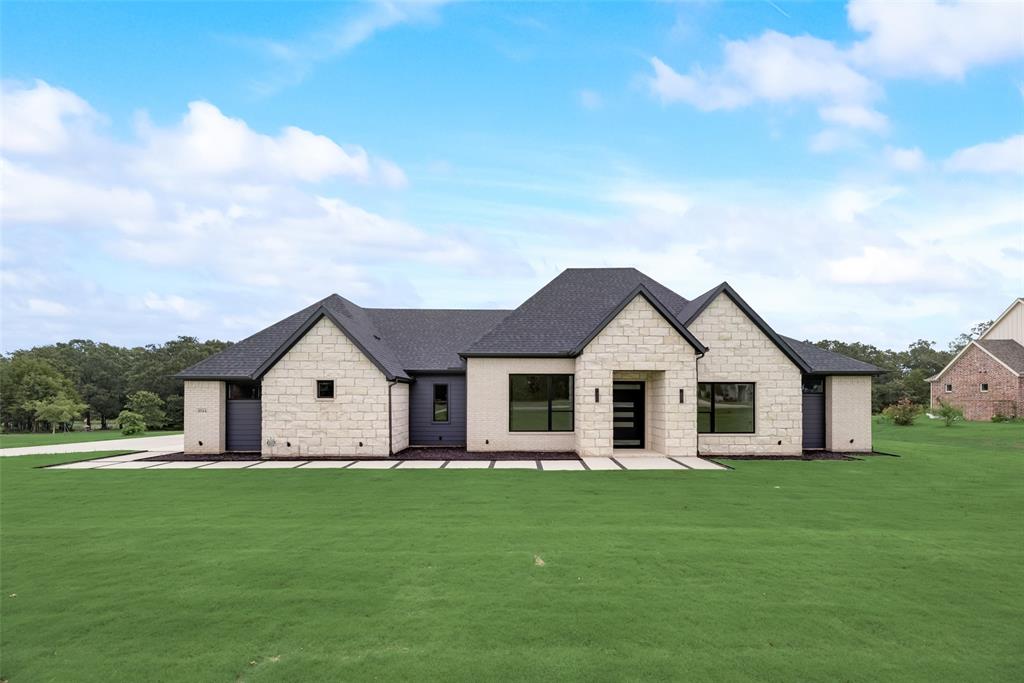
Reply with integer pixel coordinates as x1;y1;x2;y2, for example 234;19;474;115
2;0;1022;353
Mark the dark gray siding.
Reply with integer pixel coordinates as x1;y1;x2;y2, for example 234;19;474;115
409;374;467;445
802;393;825;449
226;400;261;451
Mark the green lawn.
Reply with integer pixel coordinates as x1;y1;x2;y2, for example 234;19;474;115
1;420;1021;681
0;430;182;449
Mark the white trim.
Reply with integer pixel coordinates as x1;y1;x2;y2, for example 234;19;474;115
980;383;989;392
978;298;1024;340
927;340;1021;382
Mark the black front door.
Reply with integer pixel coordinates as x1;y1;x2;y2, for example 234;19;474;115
613;381;645;449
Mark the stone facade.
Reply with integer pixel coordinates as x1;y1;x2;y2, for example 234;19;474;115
465;357;577;452
688;293;803;455
261;317;408;457
929;343;1021;420
574;296;697;456
183;380;225;454
825;375;872;452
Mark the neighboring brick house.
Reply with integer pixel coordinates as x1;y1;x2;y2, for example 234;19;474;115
928;298;1024;420
177;268;882;458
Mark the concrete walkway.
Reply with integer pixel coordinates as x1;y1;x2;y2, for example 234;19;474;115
46;451;727;471
0;434;184;457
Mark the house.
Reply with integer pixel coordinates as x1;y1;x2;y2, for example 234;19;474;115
176;268;882;458
927;298;1024;420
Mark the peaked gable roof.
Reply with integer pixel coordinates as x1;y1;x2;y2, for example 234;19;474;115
977;339;1024;375
780;336;885;375
365;308;511;372
679;282;812;373
461;268;705;357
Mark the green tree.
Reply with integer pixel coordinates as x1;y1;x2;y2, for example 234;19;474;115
0;356;80;432
935;399;964;426
125;390;166;429
29;394;88;433
948;320;993;354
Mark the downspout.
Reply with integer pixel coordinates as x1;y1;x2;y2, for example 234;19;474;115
695;348;706;456
387;379;397;456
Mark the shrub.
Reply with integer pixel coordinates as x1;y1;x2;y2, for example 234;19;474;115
934;399;964;427
116;410;147;436
125;391;166;429
992;413;1022;424
882;397;920;426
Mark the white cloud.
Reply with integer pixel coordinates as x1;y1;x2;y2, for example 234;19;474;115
578;89;604;110
884;146;927;172
809;128;862;154
27;298;70;317
818;103;888;132
0;79;98;155
848;0;1024;79
944;134;1024;174
825;186;902;222
142;293;205;320
648;32;876;111
608;186;692;218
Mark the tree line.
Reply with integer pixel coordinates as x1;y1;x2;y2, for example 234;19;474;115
0;320;990;433
0;337;230;433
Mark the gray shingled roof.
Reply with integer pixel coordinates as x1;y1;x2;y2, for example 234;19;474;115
781;336;885;375
977;339;1024;374
366;309;510;372
463;268;697;356
179;268;881;379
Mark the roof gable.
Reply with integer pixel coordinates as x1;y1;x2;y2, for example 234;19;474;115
462;268;701;357
980;298;1024;343
681;282;811;373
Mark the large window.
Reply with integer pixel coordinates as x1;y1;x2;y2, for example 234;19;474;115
432;384;449;423
697;382;755;434
509;374;574;432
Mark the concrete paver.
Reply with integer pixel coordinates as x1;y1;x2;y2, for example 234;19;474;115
395;460;445;469
492;460;538;469
347;460;399;469
247;460;309;469
675;457;727;470
540;460;586;471
616;457;685;470
150;461;217;469
582;457;622;470
443;460;492;469
200;460;261;469
96;461;163;469
299;460;354;469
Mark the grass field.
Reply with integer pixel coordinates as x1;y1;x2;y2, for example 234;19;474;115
1;419;1021;681
0;430;182;449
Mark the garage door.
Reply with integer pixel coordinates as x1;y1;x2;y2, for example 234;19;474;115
802;377;825;450
226;399;262;452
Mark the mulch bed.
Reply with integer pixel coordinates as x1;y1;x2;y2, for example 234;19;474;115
140;448;580;462
711;450;898;461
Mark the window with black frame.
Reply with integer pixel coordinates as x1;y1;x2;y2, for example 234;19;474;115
227;382;261;400
697;382;755;434
509;374;574;432
432;384;449;422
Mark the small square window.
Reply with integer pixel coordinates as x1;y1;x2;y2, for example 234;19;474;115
316;380;334;399
944;384;953;393
980;383;989;392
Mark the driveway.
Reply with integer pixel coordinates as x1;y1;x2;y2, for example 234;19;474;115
0;433;185;457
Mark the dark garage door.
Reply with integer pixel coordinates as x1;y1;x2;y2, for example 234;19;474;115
802;377;825;449
226;399;262;452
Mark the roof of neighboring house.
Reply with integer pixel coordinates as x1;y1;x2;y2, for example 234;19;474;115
780;336;886;375
178;268;882;379
462;268;703;356
976;339;1024;374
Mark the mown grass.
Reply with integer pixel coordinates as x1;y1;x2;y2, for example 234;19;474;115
0;430;182;449
1;419;1021;681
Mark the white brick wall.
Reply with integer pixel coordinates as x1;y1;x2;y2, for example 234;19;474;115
261;317;408;457
183;380;225;454
575;296;697;456
826;375;872;452
466;357;577;452
689;293;803;455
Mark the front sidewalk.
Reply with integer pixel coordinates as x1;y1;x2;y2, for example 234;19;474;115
1;434;185;457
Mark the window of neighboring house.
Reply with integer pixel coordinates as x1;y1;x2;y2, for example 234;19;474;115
432;384;449;423
945;383;953;393
697;382;755;434
509;374;574;432
227;382;261;400
316;380;334;399
980;383;989;392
